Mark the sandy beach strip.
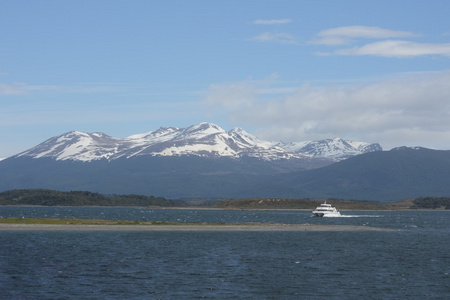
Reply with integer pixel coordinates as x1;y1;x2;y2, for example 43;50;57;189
0;223;392;231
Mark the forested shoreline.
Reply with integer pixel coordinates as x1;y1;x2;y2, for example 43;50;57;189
0;189;176;207
0;189;449;209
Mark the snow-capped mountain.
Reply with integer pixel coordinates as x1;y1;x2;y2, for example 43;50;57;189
14;122;382;162
278;138;382;160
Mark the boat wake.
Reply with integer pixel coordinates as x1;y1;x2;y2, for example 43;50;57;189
340;215;382;218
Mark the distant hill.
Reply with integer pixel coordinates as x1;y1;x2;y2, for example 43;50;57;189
0;189;175;207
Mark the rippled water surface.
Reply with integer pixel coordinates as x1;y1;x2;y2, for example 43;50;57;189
0;207;449;299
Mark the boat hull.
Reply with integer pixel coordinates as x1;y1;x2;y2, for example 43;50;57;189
312;212;341;217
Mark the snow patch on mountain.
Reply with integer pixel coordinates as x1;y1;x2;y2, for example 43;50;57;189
14;122;382;162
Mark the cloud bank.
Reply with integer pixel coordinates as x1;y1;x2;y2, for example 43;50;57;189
204;71;450;150
310;25;450;58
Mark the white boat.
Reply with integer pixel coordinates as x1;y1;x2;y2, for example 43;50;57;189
312;201;341;217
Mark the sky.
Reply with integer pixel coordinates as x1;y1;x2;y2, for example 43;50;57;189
1;0;450;158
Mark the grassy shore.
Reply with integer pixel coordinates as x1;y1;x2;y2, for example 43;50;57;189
0;217;392;231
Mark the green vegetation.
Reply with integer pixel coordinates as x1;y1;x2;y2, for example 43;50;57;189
214;197;449;210
0;189;176;207
214;198;387;210
412;197;450;209
0;217;258;226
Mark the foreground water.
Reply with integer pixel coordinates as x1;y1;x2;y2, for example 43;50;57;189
0;207;449;299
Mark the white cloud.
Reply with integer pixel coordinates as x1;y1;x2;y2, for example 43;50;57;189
249;32;298;44
0;83;27;95
310;26;417;45
252;19;292;25
203;71;450;150
335;40;450;57
248;18;295;44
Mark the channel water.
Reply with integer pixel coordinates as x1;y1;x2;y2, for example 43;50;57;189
0;207;449;299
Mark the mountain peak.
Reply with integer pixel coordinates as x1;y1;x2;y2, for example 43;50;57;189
16;131;119;161
180;122;225;139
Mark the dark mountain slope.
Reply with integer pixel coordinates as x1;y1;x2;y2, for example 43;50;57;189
0;156;287;198
281;147;450;201
1;148;449;201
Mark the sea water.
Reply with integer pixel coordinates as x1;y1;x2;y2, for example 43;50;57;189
0;207;449;299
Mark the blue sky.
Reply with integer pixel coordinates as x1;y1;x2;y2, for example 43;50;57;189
2;0;450;158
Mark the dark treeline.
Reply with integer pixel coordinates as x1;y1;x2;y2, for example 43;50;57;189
412;197;450;209
214;197;450;210
214;198;386;210
0;189;177;207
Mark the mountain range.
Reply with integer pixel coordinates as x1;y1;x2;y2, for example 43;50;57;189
13;122;381;162
1;122;449;201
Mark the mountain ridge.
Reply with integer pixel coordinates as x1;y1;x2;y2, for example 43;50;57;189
13;122;382;162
